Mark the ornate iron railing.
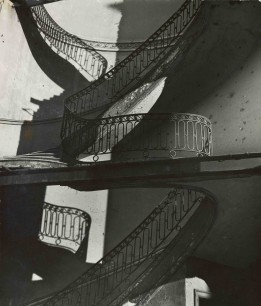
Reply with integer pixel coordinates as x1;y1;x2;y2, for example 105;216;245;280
38;202;91;260
30;6;107;80
62;112;212;160
60;0;204;154
64;0;203;113
34;186;215;306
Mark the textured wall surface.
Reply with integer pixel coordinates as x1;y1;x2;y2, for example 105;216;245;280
1;1;261;305
46;0;184;44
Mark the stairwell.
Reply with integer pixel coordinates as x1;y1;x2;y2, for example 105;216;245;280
0;1;219;305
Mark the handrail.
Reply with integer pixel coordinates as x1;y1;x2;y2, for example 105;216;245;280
60;0;204;156
62;0;203;115
62;112;212;160
23;248;167;306
33;185;215;306
30;6;107;80
38;202;91;261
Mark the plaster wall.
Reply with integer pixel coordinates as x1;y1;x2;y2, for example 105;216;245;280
104;188;169;253
99;3;261;273
0;3;65;121
185;257;261;306
192;176;261;270
46;0;184;44
0;0;185;123
0;0;184;270
150;1;261;155
103;178;261;272
0;118;62;156
79;1;261;165
0;120;22;156
2;1;261;300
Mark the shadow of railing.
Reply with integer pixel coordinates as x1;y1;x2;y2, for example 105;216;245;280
15;5;107;154
30;5;107;81
24;185;216;306
15;6;90;120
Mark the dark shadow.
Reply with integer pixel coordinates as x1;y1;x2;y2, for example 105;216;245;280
102;1;261;305
0;5;103;305
15;7;88;117
68;2;261;287
103;0;202;266
109;0;184;45
0;185;46;305
30;6;107;81
103;0;197;267
15;6;96;154
186;257;261;306
148;1;261;115
4;1;261;305
0;187;93;305
106;1;261;158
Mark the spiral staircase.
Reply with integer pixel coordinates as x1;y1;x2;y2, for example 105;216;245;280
1;1;218;305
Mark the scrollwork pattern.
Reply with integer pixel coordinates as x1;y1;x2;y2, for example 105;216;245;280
60;0;204;155
62;112;212;160
39;202;91;259
39;186;214;306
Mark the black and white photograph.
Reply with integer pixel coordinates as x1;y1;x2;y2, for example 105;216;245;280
0;0;261;305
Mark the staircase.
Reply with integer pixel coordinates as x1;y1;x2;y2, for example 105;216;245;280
1;0;207;167
63;112;212;162
30;5;107;81
60;0;205;160
24;186;216;306
2;1;218;305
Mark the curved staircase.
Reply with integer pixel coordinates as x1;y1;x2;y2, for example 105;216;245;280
60;0;205;160
24;186;216;306
1;1;219;305
1;0;206;166
30;5;107;81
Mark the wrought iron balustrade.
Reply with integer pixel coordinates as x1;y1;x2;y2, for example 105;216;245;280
30;6;107;80
62;112;212;161
60;0;204;156
35;185;215;306
38;202;91;260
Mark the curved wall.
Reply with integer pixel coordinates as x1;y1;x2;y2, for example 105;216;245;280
0;118;62;156
46;0;184;47
0;3;63;121
150;1;261;155
0;2;90;122
0;0;186;123
97;1;261;273
2;2;261;303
